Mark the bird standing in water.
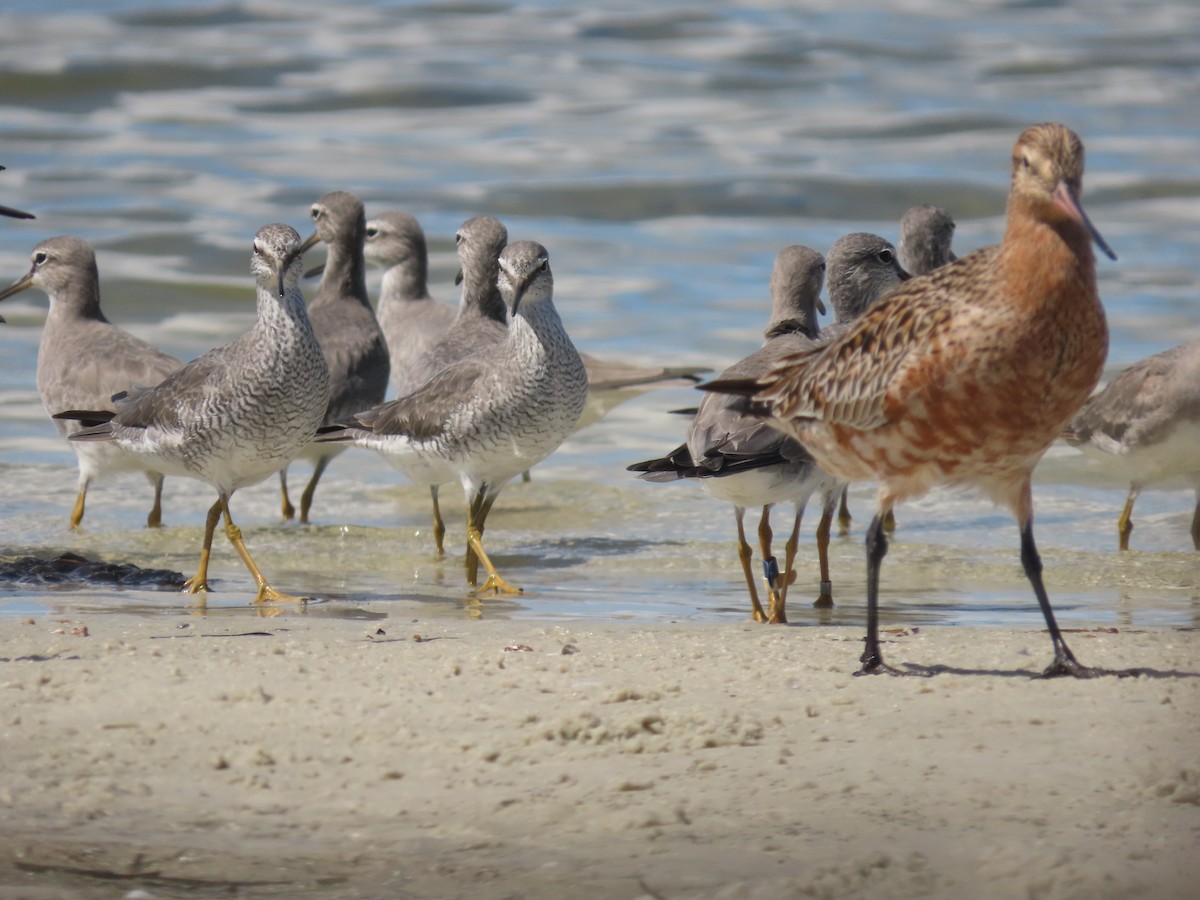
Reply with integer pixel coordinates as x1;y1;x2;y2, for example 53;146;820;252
280;191;389;524
703;124;1118;678
318;241;587;595
0;237;182;529
1063;337;1200;551
57;224;329;604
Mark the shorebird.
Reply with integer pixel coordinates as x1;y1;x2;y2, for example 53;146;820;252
703;123;1118;678
1062;337;1200;551
279;191;389;524
55;224;330;604
373;214;510;555
0;236;182;528
822;233;912;535
361;212;706;552
317;241;587;594
897;204;957;276
826;233;911;331
629;245;839;623
362;210;457;398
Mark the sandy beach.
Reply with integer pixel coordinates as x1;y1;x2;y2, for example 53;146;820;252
1;608;1196;899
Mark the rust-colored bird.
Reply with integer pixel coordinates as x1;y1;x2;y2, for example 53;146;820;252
703;123;1118;677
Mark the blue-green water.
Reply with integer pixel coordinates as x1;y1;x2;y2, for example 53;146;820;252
1;0;1197;627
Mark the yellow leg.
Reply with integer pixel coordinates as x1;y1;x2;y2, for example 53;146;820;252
220;498;306;604
430;485;446;556
183;499;223;595
836;485;852;536
298;455;330;525
279;469;296;521
464;491;486;585
757;505;789;625
147;474;164;528
69;477;89;530
813;496;835;608
770;506;804;625
735;508;767;623
466;529;522;595
1117;486;1139;551
465;491;507;590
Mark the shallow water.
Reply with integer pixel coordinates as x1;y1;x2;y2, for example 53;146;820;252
1;1;1198;628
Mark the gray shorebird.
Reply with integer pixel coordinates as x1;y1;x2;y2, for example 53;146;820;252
1063;337;1200;551
363;210;458;399
0;236;182;528
279;191;389;524
380;214;510;555
826;232;911;331
897;204;958;277
629;245;839;623
56;224;330;604
318;241;587;595
704;123;1119;678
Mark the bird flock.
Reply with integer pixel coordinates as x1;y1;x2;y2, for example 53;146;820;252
2;122;1197;677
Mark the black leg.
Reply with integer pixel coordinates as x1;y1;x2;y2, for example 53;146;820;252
1019;521;1097;678
857;513;891;675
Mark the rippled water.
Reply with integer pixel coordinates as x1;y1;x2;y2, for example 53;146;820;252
1;1;1198;629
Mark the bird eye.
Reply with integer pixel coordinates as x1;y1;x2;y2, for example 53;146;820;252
1021;154;1032;170
366;226;379;239
33;251;48;266
310;206;320;221
455;232;464;245
878;249;894;264
252;242;263;257
538;259;549;272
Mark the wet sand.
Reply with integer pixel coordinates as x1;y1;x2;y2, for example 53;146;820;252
1;609;1197;899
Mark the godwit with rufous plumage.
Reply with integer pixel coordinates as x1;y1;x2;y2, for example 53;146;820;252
703;123;1121;678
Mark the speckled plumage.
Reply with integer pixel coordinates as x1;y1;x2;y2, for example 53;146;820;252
704;124;1118;677
319;241;587;593
0;236;182;528
822;232;910;535
629;245;838;623
897;204;958;276
364;211;458;399
280;191;390;523
1063;337;1200;550
58;224;330;603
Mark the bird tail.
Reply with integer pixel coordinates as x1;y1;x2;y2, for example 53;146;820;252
53;409;117;439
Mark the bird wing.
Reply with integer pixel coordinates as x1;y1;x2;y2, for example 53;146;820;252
1065;340;1200;449
104;343;238;433
349;356;493;441
706;258;972;432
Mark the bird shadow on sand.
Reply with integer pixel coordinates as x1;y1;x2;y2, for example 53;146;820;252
899;662;1200;680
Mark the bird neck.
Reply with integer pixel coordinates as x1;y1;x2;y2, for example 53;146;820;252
764;317;819;340
256;283;314;335
1002;194;1098;311
514;292;577;354
458;262;507;324
48;274;108;324
314;242;371;310
380;263;430;305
